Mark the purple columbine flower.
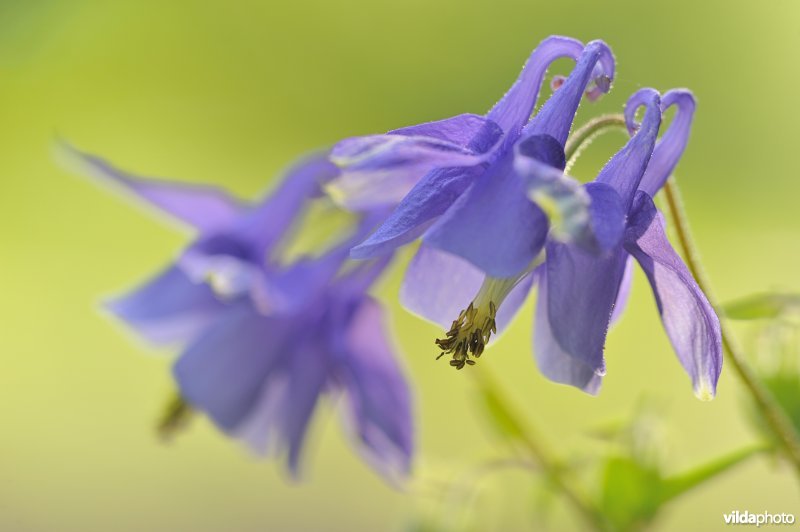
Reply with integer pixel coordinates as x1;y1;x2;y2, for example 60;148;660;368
403;88;721;399
326;36;617;368
64;145;414;480
532;88;722;400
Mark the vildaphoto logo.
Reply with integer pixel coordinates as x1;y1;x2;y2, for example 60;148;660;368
723;511;796;526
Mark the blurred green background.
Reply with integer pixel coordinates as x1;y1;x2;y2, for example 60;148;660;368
2;1;800;530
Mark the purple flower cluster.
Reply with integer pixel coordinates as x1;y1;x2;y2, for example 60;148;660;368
329;36;721;399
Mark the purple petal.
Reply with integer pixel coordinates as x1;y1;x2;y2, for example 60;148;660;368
533;268;603;394
487;36;585;148
424;155;549;278
339;297;414;480
624;192;722;399
327;114;502;210
240;154;338;252
523;40;615;145
609;256;634;326
595;89;661;209
278;342;330;475
514;141;625;254
391;113;503;153
234;335;330;476
544;242;628;374
173;304;295;431
61;142;244;232
254;211;391;314
251;247;348;316
625;89;696;197
105;265;225;346
350;166;483;259
583;182;626;253
400;244;533;333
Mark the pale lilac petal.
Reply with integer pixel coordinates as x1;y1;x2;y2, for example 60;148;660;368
61;142;243;232
339;297;414;480
595;89;661;209
609;256;634;326
400;244;532;334
487;36;585;148
533;268;603;393
626;89;696;197
105;265;225;346
350;166;483;259
544;242;628;374
424;156;549;278
279;342;330;475
523;40;615;145
624;192;722;399
173;305;294;430
327;115;502;210
231;339;329;478
400;244;482;328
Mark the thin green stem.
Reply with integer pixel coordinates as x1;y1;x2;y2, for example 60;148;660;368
564;114;627;173
157;392;194;440
663;180;800;476
473;370;611;531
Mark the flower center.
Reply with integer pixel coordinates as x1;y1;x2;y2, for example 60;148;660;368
435;275;521;369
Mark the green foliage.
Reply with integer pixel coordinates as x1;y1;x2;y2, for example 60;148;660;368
722;293;800;320
762;372;800;437
599;456;662;532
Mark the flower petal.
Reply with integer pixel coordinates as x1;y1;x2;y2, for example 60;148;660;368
544;242;628;374
400;244;532;333
625;89;696;197
327;115;502;210
339;297;414;480
60;142;244;233
624;192;722;399
522;40;615;145
240;154;338;252
487;36;585;148
515;138;625;254
173;304;295;431
595;89;662;209
105;265;225;346
533;267;603;394
350;166;483;259
424;155;549;278
609;255;634;326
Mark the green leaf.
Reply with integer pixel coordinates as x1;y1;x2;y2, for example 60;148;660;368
659;444;768;503
722;293;800;320
599;456;662;532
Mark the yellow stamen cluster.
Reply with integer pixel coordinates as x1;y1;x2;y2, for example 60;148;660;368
436;301;497;369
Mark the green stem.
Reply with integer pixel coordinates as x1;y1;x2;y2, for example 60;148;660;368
564;114;627;173
157;391;194;440
663;180;800;476
473;369;611;532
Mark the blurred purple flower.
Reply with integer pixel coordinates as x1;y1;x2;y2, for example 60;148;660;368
326;36;617;368
64;146;414;480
